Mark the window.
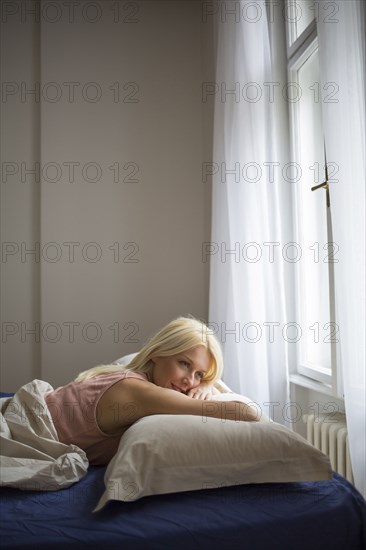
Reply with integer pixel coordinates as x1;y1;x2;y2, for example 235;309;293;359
285;1;340;394
286;0;315;49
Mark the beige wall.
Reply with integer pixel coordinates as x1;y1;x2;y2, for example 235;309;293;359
1;0;214;390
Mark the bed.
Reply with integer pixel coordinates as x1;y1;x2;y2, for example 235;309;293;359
1;464;365;550
1;381;366;550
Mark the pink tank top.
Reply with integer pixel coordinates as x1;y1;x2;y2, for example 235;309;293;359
45;371;148;465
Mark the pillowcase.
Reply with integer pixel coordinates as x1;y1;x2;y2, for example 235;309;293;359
94;414;332;510
113;353;138;366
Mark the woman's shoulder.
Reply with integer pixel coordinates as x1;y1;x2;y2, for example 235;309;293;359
113;371;149;382
85;370;149;390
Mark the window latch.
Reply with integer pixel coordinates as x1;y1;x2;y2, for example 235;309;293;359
311;163;330;208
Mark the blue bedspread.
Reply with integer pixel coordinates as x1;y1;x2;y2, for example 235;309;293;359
1;466;365;550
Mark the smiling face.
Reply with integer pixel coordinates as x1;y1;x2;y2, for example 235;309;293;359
150;345;212;394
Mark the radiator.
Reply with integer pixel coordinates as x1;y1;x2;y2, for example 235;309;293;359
302;413;354;484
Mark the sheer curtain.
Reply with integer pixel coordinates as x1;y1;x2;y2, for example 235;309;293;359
317;0;366;498
208;1;290;425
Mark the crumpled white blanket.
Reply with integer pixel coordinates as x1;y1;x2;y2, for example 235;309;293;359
0;379;89;490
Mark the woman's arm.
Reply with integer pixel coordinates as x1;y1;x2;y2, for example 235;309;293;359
97;378;260;433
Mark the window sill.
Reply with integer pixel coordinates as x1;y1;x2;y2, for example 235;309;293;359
289;373;334;396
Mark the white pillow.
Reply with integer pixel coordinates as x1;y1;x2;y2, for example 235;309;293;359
94;414;332;511
113;353;138;366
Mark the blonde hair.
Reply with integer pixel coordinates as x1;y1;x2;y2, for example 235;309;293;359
75;316;223;384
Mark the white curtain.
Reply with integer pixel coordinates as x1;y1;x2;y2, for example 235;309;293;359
208;1;290;425
317;0;366;498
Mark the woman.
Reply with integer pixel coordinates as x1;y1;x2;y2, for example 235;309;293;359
45;316;259;465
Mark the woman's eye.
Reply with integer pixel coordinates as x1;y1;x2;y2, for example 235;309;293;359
179;360;189;367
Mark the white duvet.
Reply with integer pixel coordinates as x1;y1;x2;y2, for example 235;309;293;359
0;379;89;490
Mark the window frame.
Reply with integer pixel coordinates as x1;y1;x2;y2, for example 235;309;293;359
285;1;340;395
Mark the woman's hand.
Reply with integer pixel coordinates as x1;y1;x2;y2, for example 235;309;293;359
187;382;214;400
